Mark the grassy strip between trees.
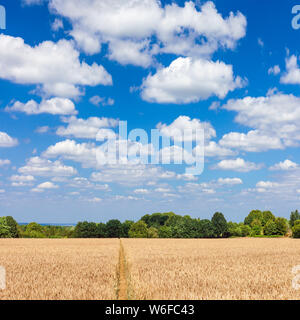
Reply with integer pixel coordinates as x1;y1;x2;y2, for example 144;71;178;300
1;210;300;239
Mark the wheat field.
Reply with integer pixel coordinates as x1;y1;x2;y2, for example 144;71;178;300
123;238;300;300
0;238;300;300
0;239;119;300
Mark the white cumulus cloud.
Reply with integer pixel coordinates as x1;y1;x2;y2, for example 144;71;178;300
19;157;77;177
36;181;59;189
49;0;246;64
213;158;262;172
6;98;77;115
0;35;112;98
10;175;35;187
281;54;300;85
0;132;18;147
56;116;118;139
141;57;244;104
219;130;283;152
268;65;280;75
204;141;236;157
217;177;243;185
222;93;300;149
0;159;10;166
157;115;216;141
134;188;150;194
270;159;298;171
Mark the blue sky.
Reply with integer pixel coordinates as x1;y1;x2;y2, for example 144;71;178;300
0;0;300;223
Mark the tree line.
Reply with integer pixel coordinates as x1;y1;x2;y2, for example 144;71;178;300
0;210;300;239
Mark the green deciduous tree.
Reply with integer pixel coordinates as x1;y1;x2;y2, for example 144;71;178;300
106;219;123;238
0;217;12;238
251;218;262;228
96;223;107;238
23;222;45;238
158;226;172;238
290;210;300;228
227;222;242;237
165;214;183;228
250;224;262;236
26;222;44;233
275;217;288;236
240;224;251;237
147;227;158;238
5;216;19;238
74;221;98;238
128;221;148;238
169;216;199;238
141;213;170;229
295;220;300;226
198;219;215;238
43;225;74;238
264;220;278;236
122;220;134;238
244;210;263;226
211;212;228;238
292;222;300;238
261;211;275;226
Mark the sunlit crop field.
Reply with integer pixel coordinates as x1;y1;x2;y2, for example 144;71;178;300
0;239;119;300
0;238;300;300
123;238;300;300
